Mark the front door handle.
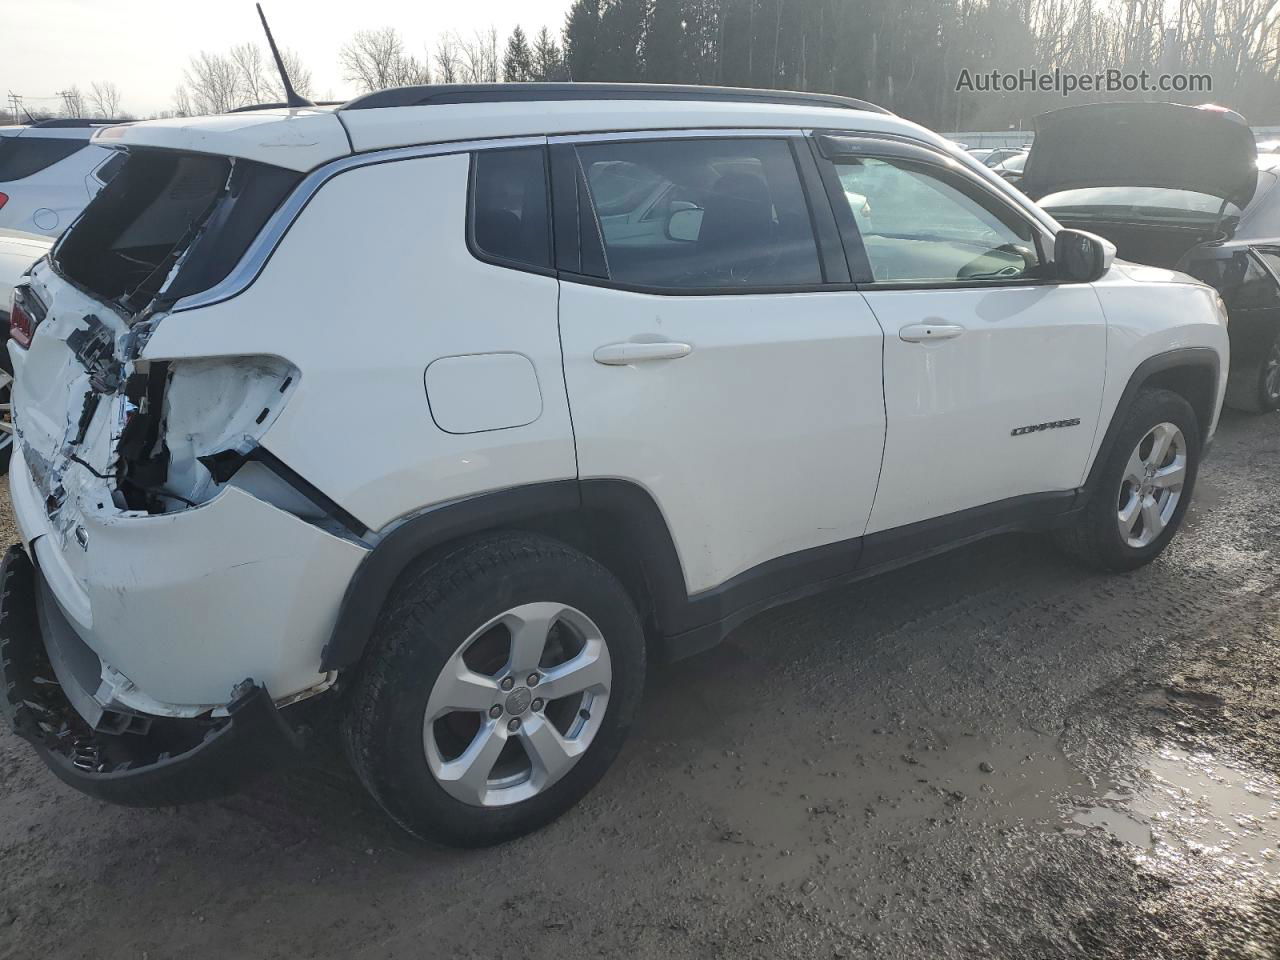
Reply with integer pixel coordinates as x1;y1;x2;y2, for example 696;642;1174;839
899;322;965;343
594;341;693;365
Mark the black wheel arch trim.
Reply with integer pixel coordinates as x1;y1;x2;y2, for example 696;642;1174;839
322;480;1086;672
1082;346;1220;495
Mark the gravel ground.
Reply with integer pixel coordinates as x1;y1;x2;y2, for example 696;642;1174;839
1;410;1279;960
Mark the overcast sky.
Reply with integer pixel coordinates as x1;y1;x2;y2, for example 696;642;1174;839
5;0;570;117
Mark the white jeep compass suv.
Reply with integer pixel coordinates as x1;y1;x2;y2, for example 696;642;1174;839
0;84;1229;847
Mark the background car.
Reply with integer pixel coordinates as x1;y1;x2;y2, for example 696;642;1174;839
1256;139;1280;154
968;146;1024;168
1026;102;1280;411
0;119;126;237
991;150;1028;186
0;227;52;473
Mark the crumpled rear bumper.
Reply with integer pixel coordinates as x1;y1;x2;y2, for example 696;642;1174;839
0;544;303;806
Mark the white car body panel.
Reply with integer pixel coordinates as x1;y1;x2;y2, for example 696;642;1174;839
864;284;1109;532
1088;261;1230;454
0;228;52;312
9;446;366;707
559;285;887;593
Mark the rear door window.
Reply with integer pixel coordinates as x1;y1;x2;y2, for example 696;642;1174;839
574;138;822;290
0;136;85;181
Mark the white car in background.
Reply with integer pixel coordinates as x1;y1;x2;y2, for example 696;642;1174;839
0;120;125;237
0;227;52;473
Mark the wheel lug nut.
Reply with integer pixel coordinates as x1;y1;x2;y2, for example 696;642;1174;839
488;704;502;719
499;677;514;691
531;698;544;712
507;717;521;732
527;673;540;686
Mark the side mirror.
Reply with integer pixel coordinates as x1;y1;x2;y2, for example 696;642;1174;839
1054;229;1115;283
665;208;703;242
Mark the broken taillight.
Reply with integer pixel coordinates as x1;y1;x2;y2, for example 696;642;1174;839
9;293;33;348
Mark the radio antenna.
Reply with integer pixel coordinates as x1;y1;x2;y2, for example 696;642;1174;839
256;3;313;108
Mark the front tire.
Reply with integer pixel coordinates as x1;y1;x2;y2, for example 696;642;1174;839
342;533;645;847
1054;388;1200;572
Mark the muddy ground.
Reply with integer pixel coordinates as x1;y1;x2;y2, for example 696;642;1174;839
2;410;1279;960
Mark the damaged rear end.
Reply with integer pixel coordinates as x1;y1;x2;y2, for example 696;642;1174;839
2;132;367;801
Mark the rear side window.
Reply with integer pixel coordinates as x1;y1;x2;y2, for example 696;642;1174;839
0;136;84;181
575;138;822;289
470;147;551;269
56;149;300;314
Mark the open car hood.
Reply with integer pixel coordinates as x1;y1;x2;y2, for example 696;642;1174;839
1023;102;1258;207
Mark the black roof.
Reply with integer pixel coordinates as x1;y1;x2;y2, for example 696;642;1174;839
341;82;889;115
29;118;129;128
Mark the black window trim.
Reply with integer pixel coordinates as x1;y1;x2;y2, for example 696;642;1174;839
465;144;557;278
814;130;1065;292
548;130;843;297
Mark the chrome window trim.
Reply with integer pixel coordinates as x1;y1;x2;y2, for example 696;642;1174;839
547;127;805;145
171;134;548;313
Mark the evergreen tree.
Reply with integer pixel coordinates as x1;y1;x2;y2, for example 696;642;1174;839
503;26;535;81
643;0;685;82
563;0;602;80
532;26;567;81
597;0;647;81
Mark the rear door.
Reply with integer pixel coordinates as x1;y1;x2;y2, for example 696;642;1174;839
812;135;1108;539
553;132;887;596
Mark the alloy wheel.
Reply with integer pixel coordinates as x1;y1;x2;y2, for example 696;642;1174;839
422;602;612;807
1116;421;1186;548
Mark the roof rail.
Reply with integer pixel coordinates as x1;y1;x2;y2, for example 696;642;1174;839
341;82;890;115
226;100;345;114
30;117;129;128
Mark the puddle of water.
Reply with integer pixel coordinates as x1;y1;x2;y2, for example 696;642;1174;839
1068;746;1280;878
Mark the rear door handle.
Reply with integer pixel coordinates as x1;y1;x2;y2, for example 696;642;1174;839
593;341;693;365
899;322;965;343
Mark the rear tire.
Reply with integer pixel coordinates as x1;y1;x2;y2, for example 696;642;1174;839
342;533;645;847
1224;328;1280;413
1054;388;1200;572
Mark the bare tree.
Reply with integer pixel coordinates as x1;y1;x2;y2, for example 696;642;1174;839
179;51;243;114
231;43;272;103
459;27;500;82
279;47;316;100
435;33;462;83
58;85;86;117
341;28;430;92
88;80;123;118
231;42;315;103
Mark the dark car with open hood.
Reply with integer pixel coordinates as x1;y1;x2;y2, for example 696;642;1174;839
1025;101;1280;411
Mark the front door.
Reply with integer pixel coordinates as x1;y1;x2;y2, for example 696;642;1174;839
817;144;1108;536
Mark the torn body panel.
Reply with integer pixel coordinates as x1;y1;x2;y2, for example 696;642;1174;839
10;440;367;707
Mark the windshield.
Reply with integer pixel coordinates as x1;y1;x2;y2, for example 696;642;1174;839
1039;186;1241;223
